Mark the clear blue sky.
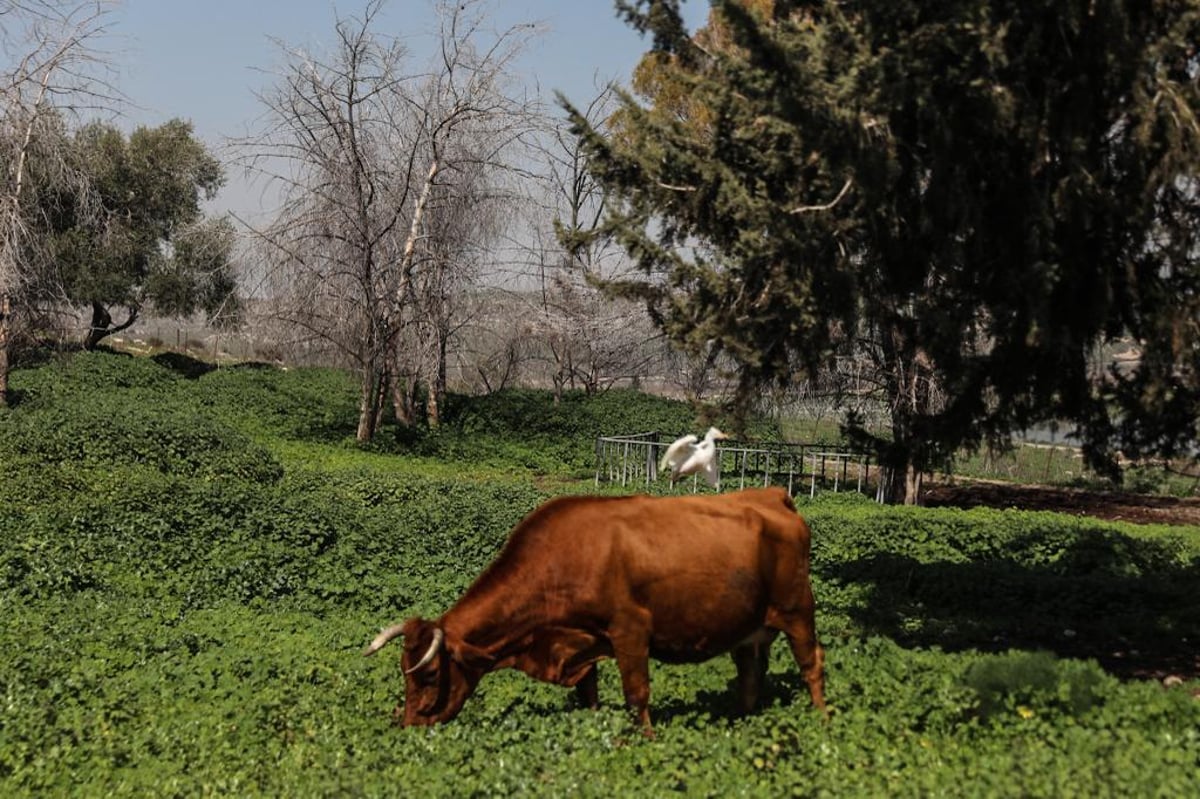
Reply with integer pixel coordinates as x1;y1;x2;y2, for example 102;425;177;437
110;0;710;219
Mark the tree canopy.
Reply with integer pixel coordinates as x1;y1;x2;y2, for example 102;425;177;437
56;118;234;347
567;0;1200;502
12;117;235;349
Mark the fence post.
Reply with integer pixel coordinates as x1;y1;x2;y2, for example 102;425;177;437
646;433;658;484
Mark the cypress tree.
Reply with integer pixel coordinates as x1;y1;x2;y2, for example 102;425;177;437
566;0;1200;503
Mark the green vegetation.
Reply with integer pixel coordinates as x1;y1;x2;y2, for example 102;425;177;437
569;1;1200;502
1;352;1197;796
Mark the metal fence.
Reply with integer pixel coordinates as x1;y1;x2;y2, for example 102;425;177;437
594;431;886;501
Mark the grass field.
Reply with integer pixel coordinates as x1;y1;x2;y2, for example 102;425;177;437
1;351;1197;796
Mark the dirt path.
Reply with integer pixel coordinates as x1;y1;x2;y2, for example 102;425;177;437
923;479;1200;527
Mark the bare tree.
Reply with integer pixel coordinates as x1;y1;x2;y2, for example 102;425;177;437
520;84;661;401
390;117;526;427
236;0;541;440
236;1;413;441
662;342;727;403
0;0;116;405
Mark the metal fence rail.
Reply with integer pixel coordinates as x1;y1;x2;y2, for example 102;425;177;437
594;432;884;500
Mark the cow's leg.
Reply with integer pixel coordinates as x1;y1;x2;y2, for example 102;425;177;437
788;632;826;716
772;596;827;716
731;628;775;715
614;651;653;733
731;643;768;715
609;616;654;734
780;621;826;716
573;664;599;710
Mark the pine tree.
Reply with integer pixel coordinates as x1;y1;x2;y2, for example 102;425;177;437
566;0;1200;503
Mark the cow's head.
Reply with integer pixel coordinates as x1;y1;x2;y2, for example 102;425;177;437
392;618;487;726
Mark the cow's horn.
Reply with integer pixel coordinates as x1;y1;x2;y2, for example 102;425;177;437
405;627;444;674
363;623;407;657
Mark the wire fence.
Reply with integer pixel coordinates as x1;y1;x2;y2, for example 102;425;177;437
595;431;886;501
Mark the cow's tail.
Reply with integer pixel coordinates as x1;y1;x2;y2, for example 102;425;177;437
363;623;406;656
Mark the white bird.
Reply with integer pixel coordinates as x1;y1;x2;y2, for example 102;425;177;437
659;426;729;489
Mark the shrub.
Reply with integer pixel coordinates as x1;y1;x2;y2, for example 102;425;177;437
406;387;785;476
192;365;360;442
9;349;180;406
801;496;1200;658
0;458;547;613
964;650;1109;721
151;351;215;379
0;399;282;483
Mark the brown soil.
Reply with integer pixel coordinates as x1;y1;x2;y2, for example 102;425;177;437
923;479;1200;527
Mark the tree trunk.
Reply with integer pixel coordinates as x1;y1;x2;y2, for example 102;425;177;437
0;292;10;408
877;447;923;505
386;348;417;428
389;367;420;429
883;404;928;505
389;375;413;427
356;363;380;442
83;301;112;350
84;301;138;350
903;461;923;506
424;331;448;429
372;367;390;433
426;385;440;428
877;319;935;505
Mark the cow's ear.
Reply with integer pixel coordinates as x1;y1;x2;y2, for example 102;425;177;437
450;638;493;672
401;617;430;638
402;619;444;674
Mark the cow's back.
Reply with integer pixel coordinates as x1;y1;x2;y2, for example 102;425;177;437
479;488;802;587
456;488;807;663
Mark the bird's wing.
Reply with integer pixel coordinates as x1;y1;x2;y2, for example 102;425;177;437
660;434;698;471
677;440;712;478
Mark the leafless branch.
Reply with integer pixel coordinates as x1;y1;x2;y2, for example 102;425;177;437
231;0;544;436
787;176;853;214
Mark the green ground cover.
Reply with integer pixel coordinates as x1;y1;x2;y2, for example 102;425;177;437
1;352;1197;796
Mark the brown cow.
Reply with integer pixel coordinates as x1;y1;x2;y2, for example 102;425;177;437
363;486;826;733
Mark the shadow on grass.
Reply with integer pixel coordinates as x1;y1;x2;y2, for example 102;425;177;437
151;351;216;379
818;529;1200;680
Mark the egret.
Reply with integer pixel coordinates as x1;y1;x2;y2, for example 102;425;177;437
659;426;729;489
